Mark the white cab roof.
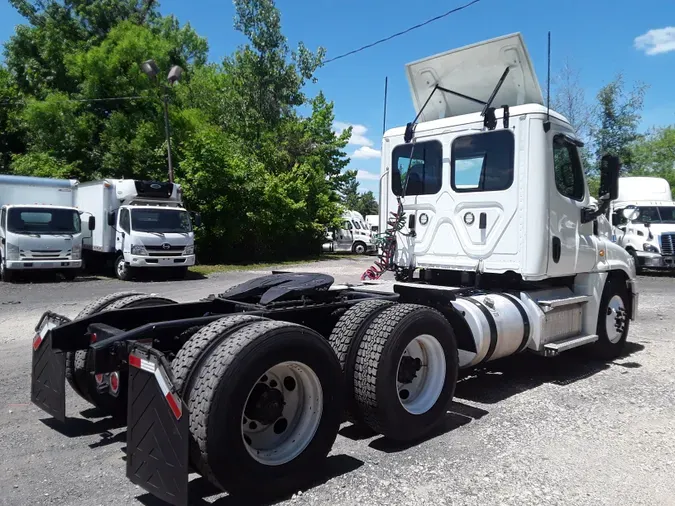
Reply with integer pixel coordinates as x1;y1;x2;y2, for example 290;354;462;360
616;177;673;204
405;33;544;122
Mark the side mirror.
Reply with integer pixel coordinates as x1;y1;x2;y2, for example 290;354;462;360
88;216;96;231
107;211;115;227
192;212;202;228
599;154;620;201
611;213;621;226
622;208;640;221
644;222;651;228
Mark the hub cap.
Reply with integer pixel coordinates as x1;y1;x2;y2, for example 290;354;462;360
606;295;627;344
395;334;446;415
241;361;323;466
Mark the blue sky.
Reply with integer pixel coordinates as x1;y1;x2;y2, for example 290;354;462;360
1;0;674;198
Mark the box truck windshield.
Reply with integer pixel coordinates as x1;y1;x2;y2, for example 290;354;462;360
8;207;81;235
130;208;192;234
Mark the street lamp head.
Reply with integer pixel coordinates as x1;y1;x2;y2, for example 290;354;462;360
167;65;183;85
141;59;160;78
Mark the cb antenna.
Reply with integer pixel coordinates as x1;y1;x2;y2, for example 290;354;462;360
544;31;551;132
382;76;388;135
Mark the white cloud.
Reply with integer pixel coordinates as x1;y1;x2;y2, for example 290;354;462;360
352;146;381;160
334;121;373;147
356;169;379;181
634;27;675;55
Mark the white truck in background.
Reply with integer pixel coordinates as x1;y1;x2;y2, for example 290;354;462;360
75;179;200;280
323;209;376;254
0;174;94;282
365;214;379;233
609;176;675;272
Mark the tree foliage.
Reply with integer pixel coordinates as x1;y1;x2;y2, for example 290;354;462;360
0;0;357;263
342;177;379;217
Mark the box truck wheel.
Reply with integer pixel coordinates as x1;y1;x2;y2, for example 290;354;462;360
328;299;396;424
114;254;133;281
0;258;15;283
185;320;342;495
352;303;459;441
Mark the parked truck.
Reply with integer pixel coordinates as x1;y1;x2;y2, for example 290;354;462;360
30;33;638;506
0;174;94;282
75;179;199;280
323;209;376;254
609;176;675;272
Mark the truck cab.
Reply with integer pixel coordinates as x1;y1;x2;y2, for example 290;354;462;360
609;177;675;272
77;179;199;280
0;175;92;282
324;209;376;254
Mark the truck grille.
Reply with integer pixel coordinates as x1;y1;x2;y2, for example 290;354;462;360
660;234;675;256
21;249;70;260
145;245;185;257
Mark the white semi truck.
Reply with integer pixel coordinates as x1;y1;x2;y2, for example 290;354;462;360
75;179;199;280
324;209;376;254
609;176;675;272
31;33;638;506
0;174;93;282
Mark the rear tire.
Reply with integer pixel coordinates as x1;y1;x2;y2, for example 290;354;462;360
187;320;342;495
327;299;396;423
352;303;458;441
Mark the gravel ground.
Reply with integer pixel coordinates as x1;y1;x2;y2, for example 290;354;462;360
1;260;674;506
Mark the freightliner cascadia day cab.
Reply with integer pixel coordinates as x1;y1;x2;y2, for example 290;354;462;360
75;179;199;280
30;33;638;506
0;174;94;282
609;176;675;272
323;209;376;254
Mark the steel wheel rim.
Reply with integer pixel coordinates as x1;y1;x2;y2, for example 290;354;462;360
606;294;627;344
117;259;125;277
241;361;323;466
395;334;446;415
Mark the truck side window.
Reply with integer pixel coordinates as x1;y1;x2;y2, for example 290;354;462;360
451;130;514;193
552;135;585;201
120;209;130;233
0;208;5;230
392;140;442;196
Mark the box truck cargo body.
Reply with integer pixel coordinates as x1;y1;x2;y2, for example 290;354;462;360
75;179;197;280
0;175;90;282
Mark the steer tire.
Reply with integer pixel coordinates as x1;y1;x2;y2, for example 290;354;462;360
187;320;342;496
327;299;396;423
74;295;177;417
66;291;143;400
352;303;458;441
587;278;631;360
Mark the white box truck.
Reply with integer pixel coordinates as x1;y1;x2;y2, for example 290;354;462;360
609;176;675;272
75;179;199;280
0;174;93;282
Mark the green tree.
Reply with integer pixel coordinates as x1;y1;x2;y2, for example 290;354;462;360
630;126;675;196
594;73;648;173
342;177;379;217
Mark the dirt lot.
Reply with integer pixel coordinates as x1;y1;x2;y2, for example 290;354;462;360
1;258;674;506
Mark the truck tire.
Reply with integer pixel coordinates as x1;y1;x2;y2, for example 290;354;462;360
352;241;367;255
74;295;177;417
352;303;458;441
66;291;143;400
186;320;342;495
327;299;395;423
114;254;133;281
0;258;14;283
588;277;631;360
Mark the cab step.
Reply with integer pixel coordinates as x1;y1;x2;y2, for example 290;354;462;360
543;334;598;356
537;295;591;312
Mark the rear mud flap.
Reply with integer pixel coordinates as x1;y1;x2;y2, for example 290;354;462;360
126;345;189;506
31;312;71;422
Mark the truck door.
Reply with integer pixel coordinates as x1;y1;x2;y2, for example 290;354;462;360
116;208;131;256
336;220;353;251
547;132;596;276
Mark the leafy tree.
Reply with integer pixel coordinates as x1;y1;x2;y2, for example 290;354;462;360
0;66;25;171
342;177;379;217
630;126;675;196
594;73;648;173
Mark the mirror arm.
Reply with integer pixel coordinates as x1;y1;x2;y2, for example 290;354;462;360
581;194;612;224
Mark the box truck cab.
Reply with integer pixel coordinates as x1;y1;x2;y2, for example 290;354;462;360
324;210;376;254
76;179;199;280
609;177;675;272
0;175;92;282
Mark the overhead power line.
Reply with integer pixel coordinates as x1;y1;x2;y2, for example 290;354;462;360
323;0;482;64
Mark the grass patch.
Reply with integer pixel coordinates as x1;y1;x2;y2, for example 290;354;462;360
189;253;345;276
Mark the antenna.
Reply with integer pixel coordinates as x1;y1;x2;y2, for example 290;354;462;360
544;31;551;132
382;76;388;135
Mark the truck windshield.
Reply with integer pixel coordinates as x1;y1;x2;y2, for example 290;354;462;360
7;207;81;234
625;206;675;224
131;208;192;233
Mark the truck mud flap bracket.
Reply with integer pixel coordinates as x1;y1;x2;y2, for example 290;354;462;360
126;344;189;506
31;312;71;423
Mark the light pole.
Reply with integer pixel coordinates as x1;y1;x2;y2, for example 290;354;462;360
141;59;183;183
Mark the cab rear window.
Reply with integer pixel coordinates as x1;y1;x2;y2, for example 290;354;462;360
392;140;442;196
451;130;515;192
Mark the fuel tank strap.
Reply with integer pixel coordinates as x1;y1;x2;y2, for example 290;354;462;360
460;297;498;364
498;292;531;353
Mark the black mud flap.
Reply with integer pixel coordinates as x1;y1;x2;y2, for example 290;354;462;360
126;344;189;506
31;312;71;422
